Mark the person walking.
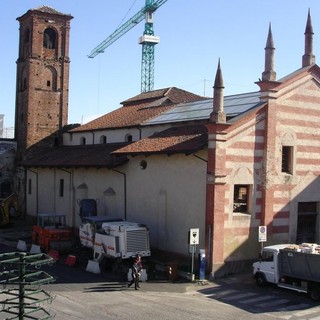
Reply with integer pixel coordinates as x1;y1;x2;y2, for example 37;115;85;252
128;254;143;290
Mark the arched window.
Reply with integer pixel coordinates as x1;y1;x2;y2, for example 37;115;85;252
100;135;107;144
43;28;56;49
80;137;86;145
42;67;57;91
125;134;133;142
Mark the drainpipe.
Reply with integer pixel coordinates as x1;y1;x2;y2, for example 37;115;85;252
26;168;39;219
16;166;27;219
112;169;127;220
137;127;142;140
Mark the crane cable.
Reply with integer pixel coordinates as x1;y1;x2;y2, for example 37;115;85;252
118;0;139;28
94;1;139;121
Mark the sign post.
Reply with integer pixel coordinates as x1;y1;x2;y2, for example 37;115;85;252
258;225;267;249
189;228;199;280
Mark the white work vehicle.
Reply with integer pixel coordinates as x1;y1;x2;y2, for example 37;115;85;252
79;219;151;261
253;243;320;300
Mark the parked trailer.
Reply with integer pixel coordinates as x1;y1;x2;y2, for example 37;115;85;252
79;220;151;261
253;243;320;300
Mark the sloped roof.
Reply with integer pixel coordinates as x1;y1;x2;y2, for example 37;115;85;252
113;125;207;156
145;92;263;125
32;6;67;15
22;144;128;168
121;87;204;105
70;87;205;133
111;92;264;156
17;6;73;21
23;87;267;166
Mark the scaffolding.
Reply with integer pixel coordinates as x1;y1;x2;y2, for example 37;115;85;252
0;252;55;319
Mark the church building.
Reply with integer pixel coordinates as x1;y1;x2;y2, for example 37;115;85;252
14;7;320;277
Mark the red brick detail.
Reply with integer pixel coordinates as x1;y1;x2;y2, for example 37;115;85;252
16;9;72;153
205;123;229;268
274;211;290;219
273;225;289;234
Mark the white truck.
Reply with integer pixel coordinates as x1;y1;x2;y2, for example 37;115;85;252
253;243;320;300
79;219;151;261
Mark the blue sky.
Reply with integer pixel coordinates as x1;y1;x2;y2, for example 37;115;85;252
1;1;320;129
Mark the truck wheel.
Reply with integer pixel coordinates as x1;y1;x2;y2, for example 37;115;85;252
310;286;320;301
255;273;266;287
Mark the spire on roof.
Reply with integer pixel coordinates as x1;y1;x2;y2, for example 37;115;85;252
210;59;226;123
262;23;276;81
302;9;315;67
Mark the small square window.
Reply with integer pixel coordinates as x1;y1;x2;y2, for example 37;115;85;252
233;184;249;213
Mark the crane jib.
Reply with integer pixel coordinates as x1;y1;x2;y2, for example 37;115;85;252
88;0;168;58
88;0;169;92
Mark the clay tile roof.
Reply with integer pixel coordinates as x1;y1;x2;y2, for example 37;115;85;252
22;143;128;168
121;87;203;105
17;6;73;20
70;87;205;133
32;6;71;16
112;124;207;156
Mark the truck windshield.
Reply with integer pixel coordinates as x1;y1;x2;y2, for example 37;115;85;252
261;251;274;262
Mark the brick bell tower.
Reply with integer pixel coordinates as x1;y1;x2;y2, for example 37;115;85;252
15;6;73;158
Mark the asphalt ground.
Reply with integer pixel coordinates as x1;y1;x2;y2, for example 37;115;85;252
0;216;253;294
0;219;218;294
0;220;256;319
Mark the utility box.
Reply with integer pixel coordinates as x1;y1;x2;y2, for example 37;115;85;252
198;249;206;281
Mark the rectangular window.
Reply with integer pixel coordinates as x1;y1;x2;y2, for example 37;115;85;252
28;179;32;195
59;179;64;197
282;146;293;174
47;80;51;87
233;184;249;213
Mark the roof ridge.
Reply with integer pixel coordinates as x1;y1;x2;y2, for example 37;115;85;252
164;87;174;96
30;5;71;17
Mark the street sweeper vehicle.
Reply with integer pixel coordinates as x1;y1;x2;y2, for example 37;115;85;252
253;243;320;300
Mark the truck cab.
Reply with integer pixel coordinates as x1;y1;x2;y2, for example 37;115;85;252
253;244;290;286
253;243;320;300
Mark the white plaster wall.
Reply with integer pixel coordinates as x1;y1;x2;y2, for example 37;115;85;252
26;169;55;217
124;151;207;256
26;169;71;221
72;168;126;226
63;124;172;145
26;149;207;257
26;167;126;227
